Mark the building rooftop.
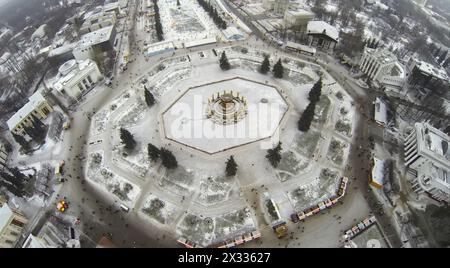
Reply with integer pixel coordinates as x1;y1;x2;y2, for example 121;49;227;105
414;60;448;81
6;90;48;131
22;235;46;248
0;204;13;234
415;122;450;168
365;47;398;65
223;27;244;40
31;24;48;40
0;52;12;65
285;9;314;17
103;2;120;12
371;157;385;188
431;163;449;185
374;98;388;126
286;41;316;53
146;40;175;54
48;43;77;58
52;59;96;92
392;62;406;78
306;21;339;42
77;25;114;50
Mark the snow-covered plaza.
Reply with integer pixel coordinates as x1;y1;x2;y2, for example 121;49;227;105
161;77;290;154
84;45;357;247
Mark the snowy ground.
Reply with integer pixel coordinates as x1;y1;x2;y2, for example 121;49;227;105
287;168;340;211
162;77;289;154
196;174;239;205
86;151;140;206
327;137;350;167
140;193;181;226
83;45;356;246
176;207;255;247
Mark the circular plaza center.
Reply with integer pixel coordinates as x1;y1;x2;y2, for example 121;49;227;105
161;77;290;155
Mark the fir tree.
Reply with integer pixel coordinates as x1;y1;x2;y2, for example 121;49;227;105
144;87;156;107
266;142;282;168
308;78;323;103
160;148;178;169
147;143;160;162
298;102;316;132
120;128;137;151
260;56;270;74
225;156;238;177
177;0;180;6
219;51;230;70
273;59;284;78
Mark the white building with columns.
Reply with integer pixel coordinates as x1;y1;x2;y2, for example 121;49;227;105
359;47;400;83
404;122;450;203
51;59;102;101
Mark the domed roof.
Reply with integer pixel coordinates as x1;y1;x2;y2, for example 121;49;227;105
59;59;77;76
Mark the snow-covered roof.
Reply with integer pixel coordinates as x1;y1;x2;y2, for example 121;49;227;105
223;27;244;40
285;9;314;18
415;122;450;167
414;60;448;81
307;21;339;41
7;90;48;131
38;45;52;56
77;25;114;49
22;235;46;248
324;4;338;13
0;52;11;65
429;163;450;186
103;2;120;12
0;204;13;234
52;59;96;92
48;43;77;58
365;47;398;65
371;158;385;188
31;24;48;39
393;62;406;78
286;41;316;54
184;37;217;48
368;0;389;10
146;40;175;55
374;98;388;126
